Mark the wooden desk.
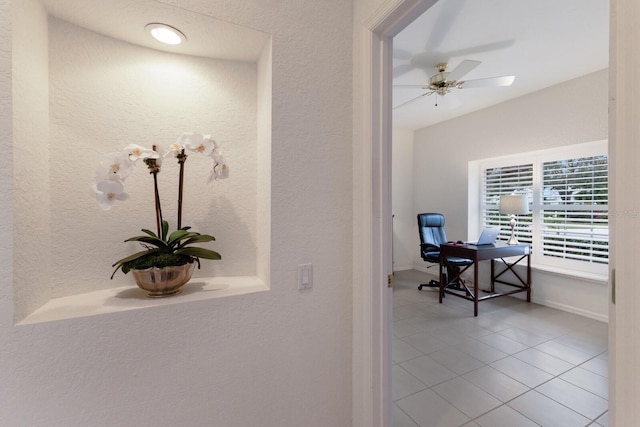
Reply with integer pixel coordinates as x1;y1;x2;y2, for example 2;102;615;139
439;242;531;316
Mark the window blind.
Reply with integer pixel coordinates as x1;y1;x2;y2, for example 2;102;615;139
540;156;609;264
482;164;533;243
473;141;609;277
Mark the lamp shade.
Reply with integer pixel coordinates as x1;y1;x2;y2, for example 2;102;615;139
500;194;529;215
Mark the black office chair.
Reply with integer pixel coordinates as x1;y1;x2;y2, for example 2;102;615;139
417;213;473;292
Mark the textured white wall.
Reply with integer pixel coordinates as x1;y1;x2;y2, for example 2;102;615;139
12;0;52;324
412;69;609;319
2;1;353;426
392;128;415;271
256;39;272;285
0;0;13;328
47;17;258;298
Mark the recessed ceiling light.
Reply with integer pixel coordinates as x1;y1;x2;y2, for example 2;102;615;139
145;23;186;45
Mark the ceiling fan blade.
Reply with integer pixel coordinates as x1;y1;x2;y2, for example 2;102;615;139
393;84;430;89
423;0;469;51
393;64;418;79
460;75;515;88
393;92;431;109
445;40;516;59
447;59;481;82
393;48;413;60
400;39;515;75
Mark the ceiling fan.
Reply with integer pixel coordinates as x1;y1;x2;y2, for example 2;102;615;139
394;60;515;108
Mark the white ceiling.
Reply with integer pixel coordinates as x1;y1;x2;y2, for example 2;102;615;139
40;0;269;62
393;0;609;130
39;0;608;130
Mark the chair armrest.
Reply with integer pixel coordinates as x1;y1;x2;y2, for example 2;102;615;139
444;256;474;266
420;243;439;252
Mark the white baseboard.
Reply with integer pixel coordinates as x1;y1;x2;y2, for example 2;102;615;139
413;264;439;276
530;297;608;323
407;267;609;323
392;264;413;272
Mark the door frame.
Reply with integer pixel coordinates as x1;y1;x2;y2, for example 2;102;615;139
356;0;629;425
356;1;438;425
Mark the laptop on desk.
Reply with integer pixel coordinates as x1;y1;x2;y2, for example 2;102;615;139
465;227;500;246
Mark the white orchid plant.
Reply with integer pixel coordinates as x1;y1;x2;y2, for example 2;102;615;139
92;132;229;279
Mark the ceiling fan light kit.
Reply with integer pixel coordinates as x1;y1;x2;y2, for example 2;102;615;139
428;63;462;96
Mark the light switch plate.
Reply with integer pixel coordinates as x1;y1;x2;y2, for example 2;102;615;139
298;264;313;290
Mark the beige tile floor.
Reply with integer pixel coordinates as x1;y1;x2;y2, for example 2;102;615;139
392;270;609;427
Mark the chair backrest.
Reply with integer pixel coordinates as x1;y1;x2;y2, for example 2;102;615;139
417;213;448;262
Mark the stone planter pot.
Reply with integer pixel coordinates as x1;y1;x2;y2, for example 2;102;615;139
131;261;196;297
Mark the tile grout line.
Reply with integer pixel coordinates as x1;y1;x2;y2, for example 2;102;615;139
392;271;608;427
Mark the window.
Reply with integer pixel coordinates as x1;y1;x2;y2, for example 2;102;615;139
540;156;608;265
482;164;533;245
471;141;608;279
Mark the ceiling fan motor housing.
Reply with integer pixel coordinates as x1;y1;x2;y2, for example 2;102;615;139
429;63;455;94
429;71;449;87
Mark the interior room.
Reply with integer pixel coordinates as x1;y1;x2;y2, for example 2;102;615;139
2;0;640;426
391;1;610;425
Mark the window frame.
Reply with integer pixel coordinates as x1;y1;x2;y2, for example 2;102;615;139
468;140;608;281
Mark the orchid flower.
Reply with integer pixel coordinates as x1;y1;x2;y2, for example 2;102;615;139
93;180;129;210
124;144;160;162
93;132;229;281
163;141;185;158
93;132;228;215
209;153;230;182
181;132;217;156
95;151;133;182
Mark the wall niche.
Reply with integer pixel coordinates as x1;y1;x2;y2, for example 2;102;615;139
13;0;272;324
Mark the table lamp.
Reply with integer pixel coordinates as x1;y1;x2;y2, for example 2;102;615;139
500;194;529;245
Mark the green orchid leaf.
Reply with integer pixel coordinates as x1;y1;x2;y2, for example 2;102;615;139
180;235;216;246
112;248;163;267
172;232;202;248
110;248;163;278
162;220;169;241
140;228;158;238
182;232;201;239
111;265;124;279
125;236;169;248
111;222;221;279
167;229;191;245
175;247;221;260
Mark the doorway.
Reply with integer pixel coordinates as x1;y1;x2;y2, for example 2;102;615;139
357;0;614;425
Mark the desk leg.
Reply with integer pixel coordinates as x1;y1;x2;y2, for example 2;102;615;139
439;259;444;304
490;259;495;293
527;253;531;302
474;261;479;317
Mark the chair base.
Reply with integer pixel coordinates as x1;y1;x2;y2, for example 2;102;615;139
417;280;439;290
418;279;470;296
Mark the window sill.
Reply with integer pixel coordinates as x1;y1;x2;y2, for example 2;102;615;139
18;276;268;325
531;264;608;284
